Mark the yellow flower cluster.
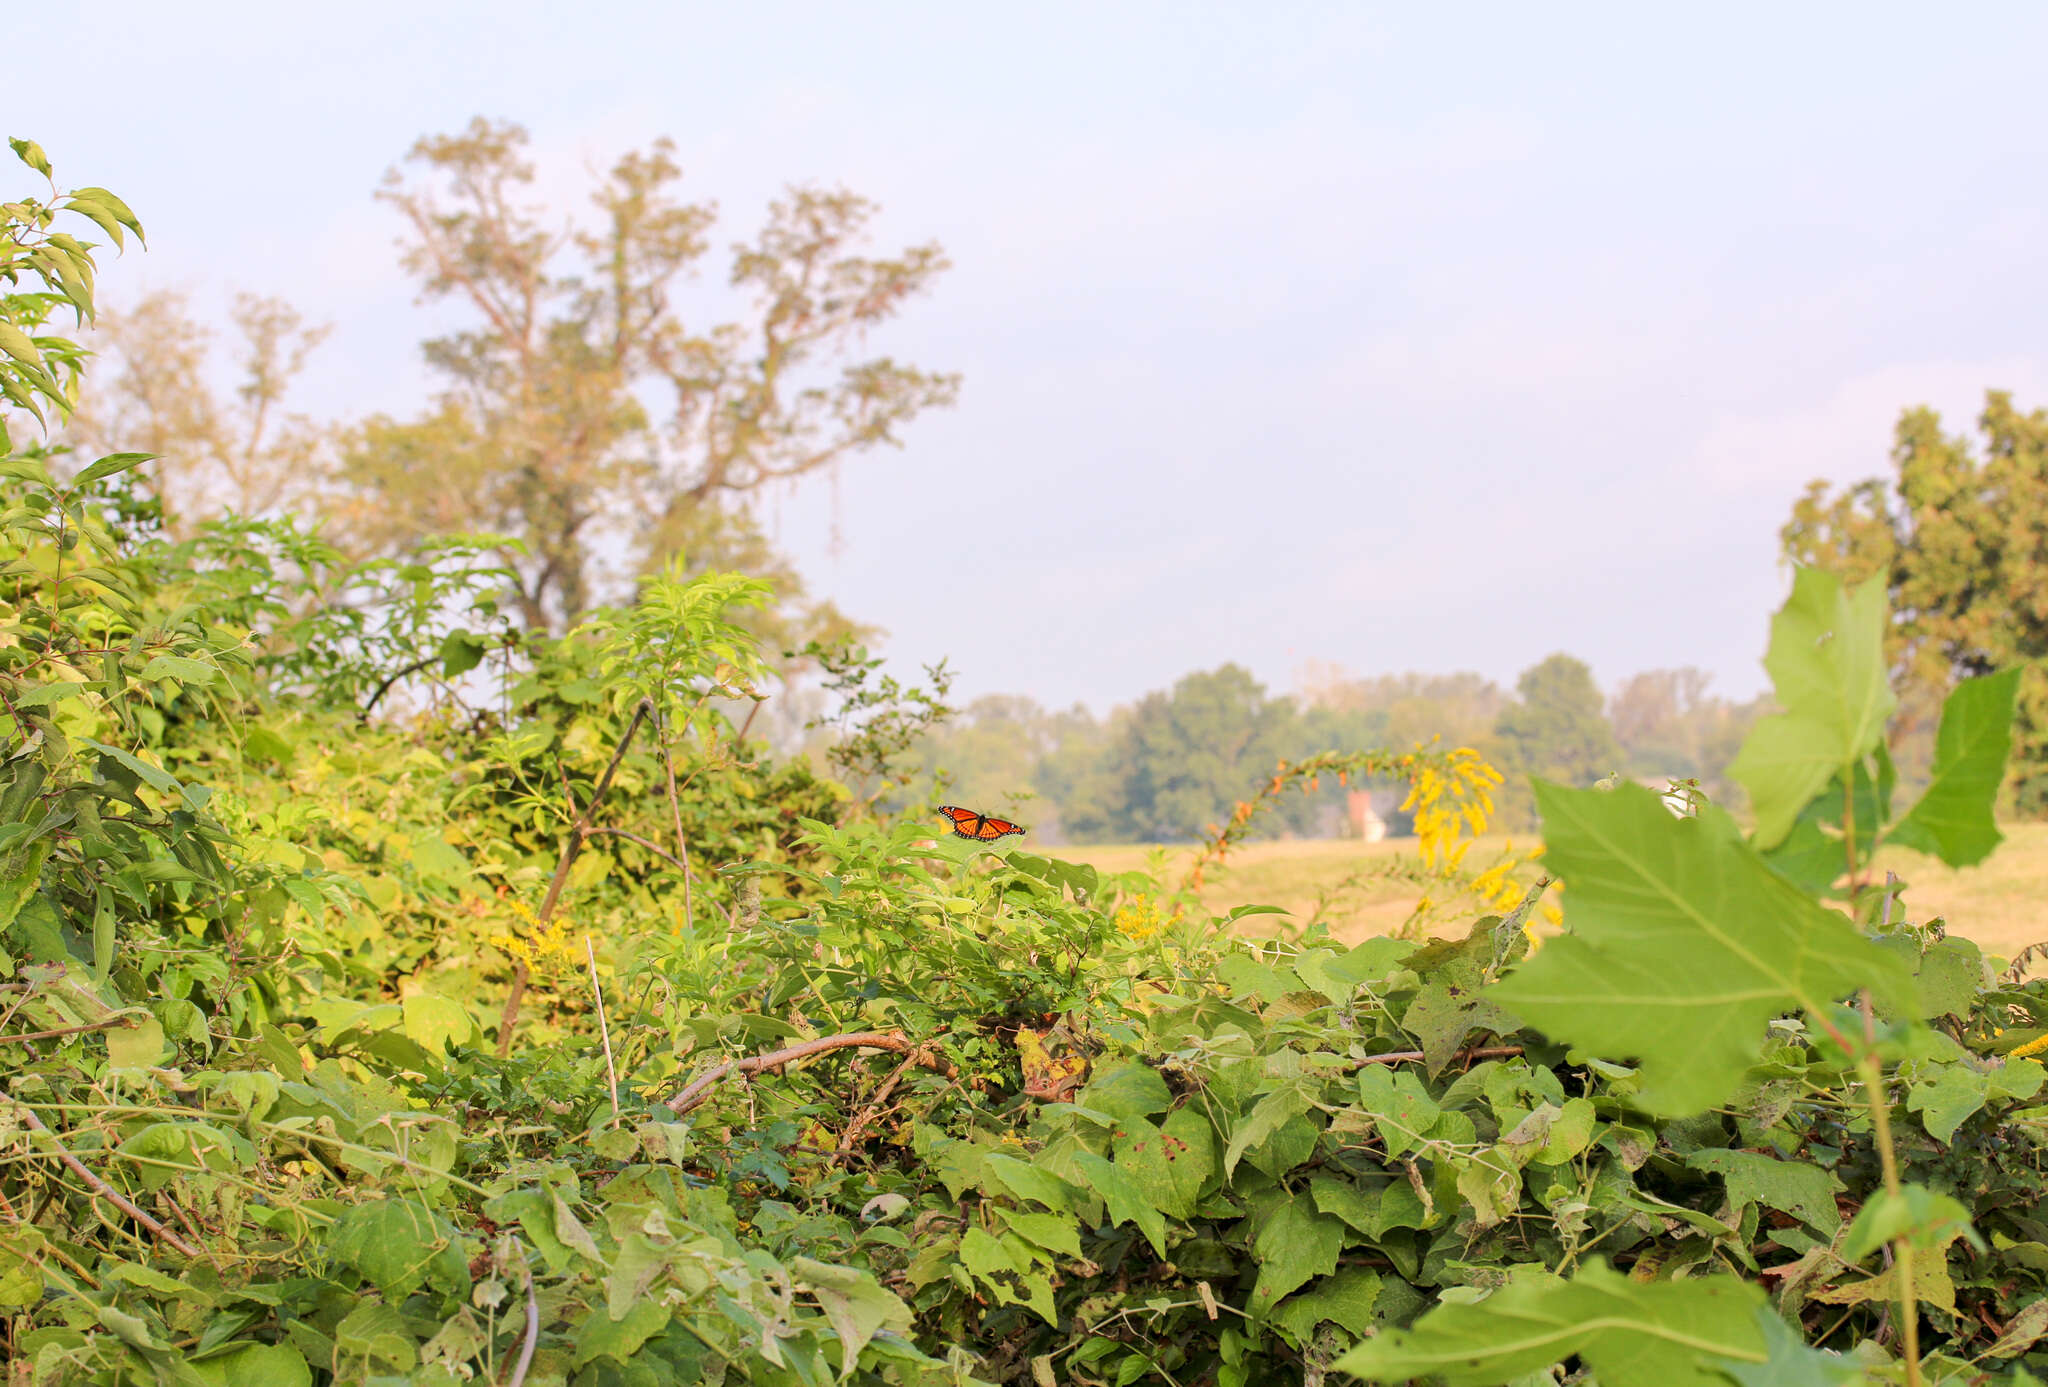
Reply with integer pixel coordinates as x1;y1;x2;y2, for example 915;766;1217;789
1401;744;1502;872
1114;896;1166;942
488;897;582;968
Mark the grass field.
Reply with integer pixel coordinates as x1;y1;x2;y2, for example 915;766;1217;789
1055;823;2048;961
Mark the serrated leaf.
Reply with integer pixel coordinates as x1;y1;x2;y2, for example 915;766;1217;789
1886;667;2019;867
1492;783;1912;1114
1332;1261;1765;1387
1729;569;1895;849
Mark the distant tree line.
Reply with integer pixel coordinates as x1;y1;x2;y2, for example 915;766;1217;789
904;656;1766;845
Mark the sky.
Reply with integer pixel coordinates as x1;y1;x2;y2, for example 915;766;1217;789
14;3;2048;715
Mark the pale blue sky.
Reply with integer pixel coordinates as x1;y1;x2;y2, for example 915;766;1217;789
15;3;2048;711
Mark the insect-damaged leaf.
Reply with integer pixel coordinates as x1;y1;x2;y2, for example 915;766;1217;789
1492;782;1911;1115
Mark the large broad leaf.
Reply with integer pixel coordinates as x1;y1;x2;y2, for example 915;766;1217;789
1332;1261;1765;1386
1728;568;1895;849
1492;782;1911;1114
1885;666;2020;867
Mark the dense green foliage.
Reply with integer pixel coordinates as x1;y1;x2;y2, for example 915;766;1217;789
11;141;2048;1387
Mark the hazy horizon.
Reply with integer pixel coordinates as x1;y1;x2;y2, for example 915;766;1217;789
14;3;2048;714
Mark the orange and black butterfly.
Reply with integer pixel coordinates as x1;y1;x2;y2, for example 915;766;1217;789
937;805;1027;842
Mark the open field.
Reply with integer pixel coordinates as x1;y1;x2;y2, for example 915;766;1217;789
1055;823;2048;961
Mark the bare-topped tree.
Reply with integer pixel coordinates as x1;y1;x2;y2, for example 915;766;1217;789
65;290;333;535
339;116;959;632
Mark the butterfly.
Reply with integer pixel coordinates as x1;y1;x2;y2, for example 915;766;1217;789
937;805;1027;842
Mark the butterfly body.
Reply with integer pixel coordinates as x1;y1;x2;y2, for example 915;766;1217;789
937;805;1027;842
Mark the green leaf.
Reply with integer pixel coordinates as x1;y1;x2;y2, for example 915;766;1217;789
1494;783;1911;1114
137;654;216;686
1079;1060;1173;1121
82;739;180;794
1273;1267;1381;1344
1332;1261;1765;1387
1729;569;1895;849
1841;1183;1977;1263
1224;1085;1311;1176
187;1343;312;1387
1251;1200;1344;1312
397;991;473;1057
573;1298;669;1368
1071;1150;1168;1258
0;323;44;368
1687;1149;1843;1234
794;1257;913;1378
10;138;52;176
72;452;155;487
1717;1308;1863;1386
1885;667;2020;867
104;1015;165;1069
438;629;488;678
326;1198;467;1301
983;1153;1081;1212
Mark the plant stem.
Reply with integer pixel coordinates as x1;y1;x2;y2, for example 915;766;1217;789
497;699;652;1057
1857;990;1920;1386
585;935;618;1125
14;1103;198;1258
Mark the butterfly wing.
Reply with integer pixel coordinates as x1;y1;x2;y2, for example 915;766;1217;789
937;805;983;839
937;806;1026;841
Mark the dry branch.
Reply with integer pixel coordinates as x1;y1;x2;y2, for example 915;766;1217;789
15;1105;198;1259
667;1032;955;1117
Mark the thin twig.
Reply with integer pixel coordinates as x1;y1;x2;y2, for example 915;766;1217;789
585;936;619;1126
15;1104;198;1258
357;654;438;722
667;1032;955;1116
833;1049;923;1164
0;1014;140;1047
498;699;653;1057
1346;1044;1525;1070
584;826;689;873
659;728;697;934
504;1256;540;1387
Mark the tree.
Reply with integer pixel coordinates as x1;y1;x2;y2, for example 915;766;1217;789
1783;390;2048;811
1105;664;1300;842
63;290;331;533
1606;666;1762;807
338;117;959;632
1490;653;1622;829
